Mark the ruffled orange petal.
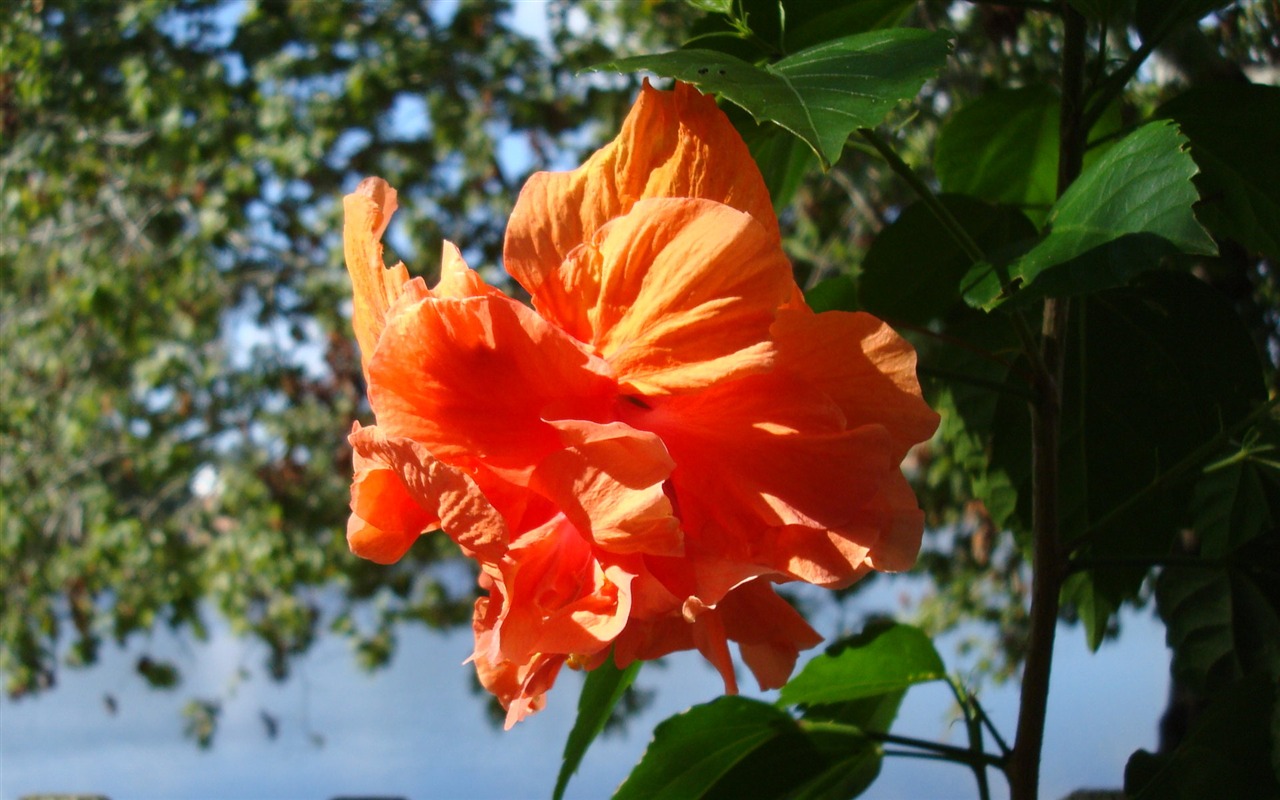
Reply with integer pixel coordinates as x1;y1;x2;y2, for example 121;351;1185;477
718;579;823;691
470;593;567;730
619;371;897;601
348;423;508;562
489;514;636;662
773;308;940;461
560;197;792;394
531;420;681;556
505;81;779;334
346;423;436;565
343;177;413;377
367;291;617;481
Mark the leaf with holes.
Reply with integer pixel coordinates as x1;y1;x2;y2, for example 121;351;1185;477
778;622;945;707
596;28;953;168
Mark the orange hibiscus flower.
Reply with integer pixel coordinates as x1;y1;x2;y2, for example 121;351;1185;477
342;81;939;727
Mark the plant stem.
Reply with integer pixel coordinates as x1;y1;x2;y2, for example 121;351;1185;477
949;677;995;800
857;128;986;265
868;730;1006;768
856;127;1045;376
1007;5;1086;800
799;720;1005;768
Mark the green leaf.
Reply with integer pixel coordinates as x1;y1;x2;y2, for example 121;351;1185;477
606;691;875;798
799;688;906;733
596;29;953;168
1125;672;1279;799
684;0;918;60
859;194;1037;325
1003;272;1266;644
783;0;918;50
1159;83;1280;261
935;85;1122;225
778;622;945;707
1157;567;1246;692
1192;455;1275;559
935;86;1061;217
686;0;735;13
553;656;642;800
962;121;1217;309
805;274;859;313
612;697;789;799
1060;571;1119;652
724;102;819;211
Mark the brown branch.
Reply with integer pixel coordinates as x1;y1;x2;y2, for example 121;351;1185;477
1007;4;1086;799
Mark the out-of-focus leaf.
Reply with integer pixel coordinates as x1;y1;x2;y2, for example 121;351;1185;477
1158;567;1245;692
1067;0;1132;20
1159;83;1280;261
1135;0;1233;44
859;194;1036;325
597;29;953;168
935;86;1060;217
1125;672;1279;799
554;656;642;800
805;274;859;313
725;102;819;210
778;622;945;708
962;122;1216;309
136;656;181;689
686;0;734;14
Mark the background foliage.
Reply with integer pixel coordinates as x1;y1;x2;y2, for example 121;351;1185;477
4;0;1280;797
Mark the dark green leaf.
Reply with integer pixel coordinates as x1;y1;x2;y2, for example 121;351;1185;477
962;122;1216;309
1157;567;1246;692
1059;571;1119;652
1125;672;1279;799
611;696;809;800
935;85;1122;225
597;29;953;167
1192;456;1275;559
805;274;860;313
724;102;820;210
1013;273;1265;644
554;656;642;800
778;622;945;708
859;195;1037;325
785;741;883;800
136;656;181;690
611;691;875;798
684;0;918;60
935;86;1060;217
783;0;918;50
1066;0;1132;20
1136;0;1233;44
1159;83;1280;260
799;689;906;733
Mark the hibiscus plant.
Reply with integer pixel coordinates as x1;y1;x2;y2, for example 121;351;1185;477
339;1;1280;799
